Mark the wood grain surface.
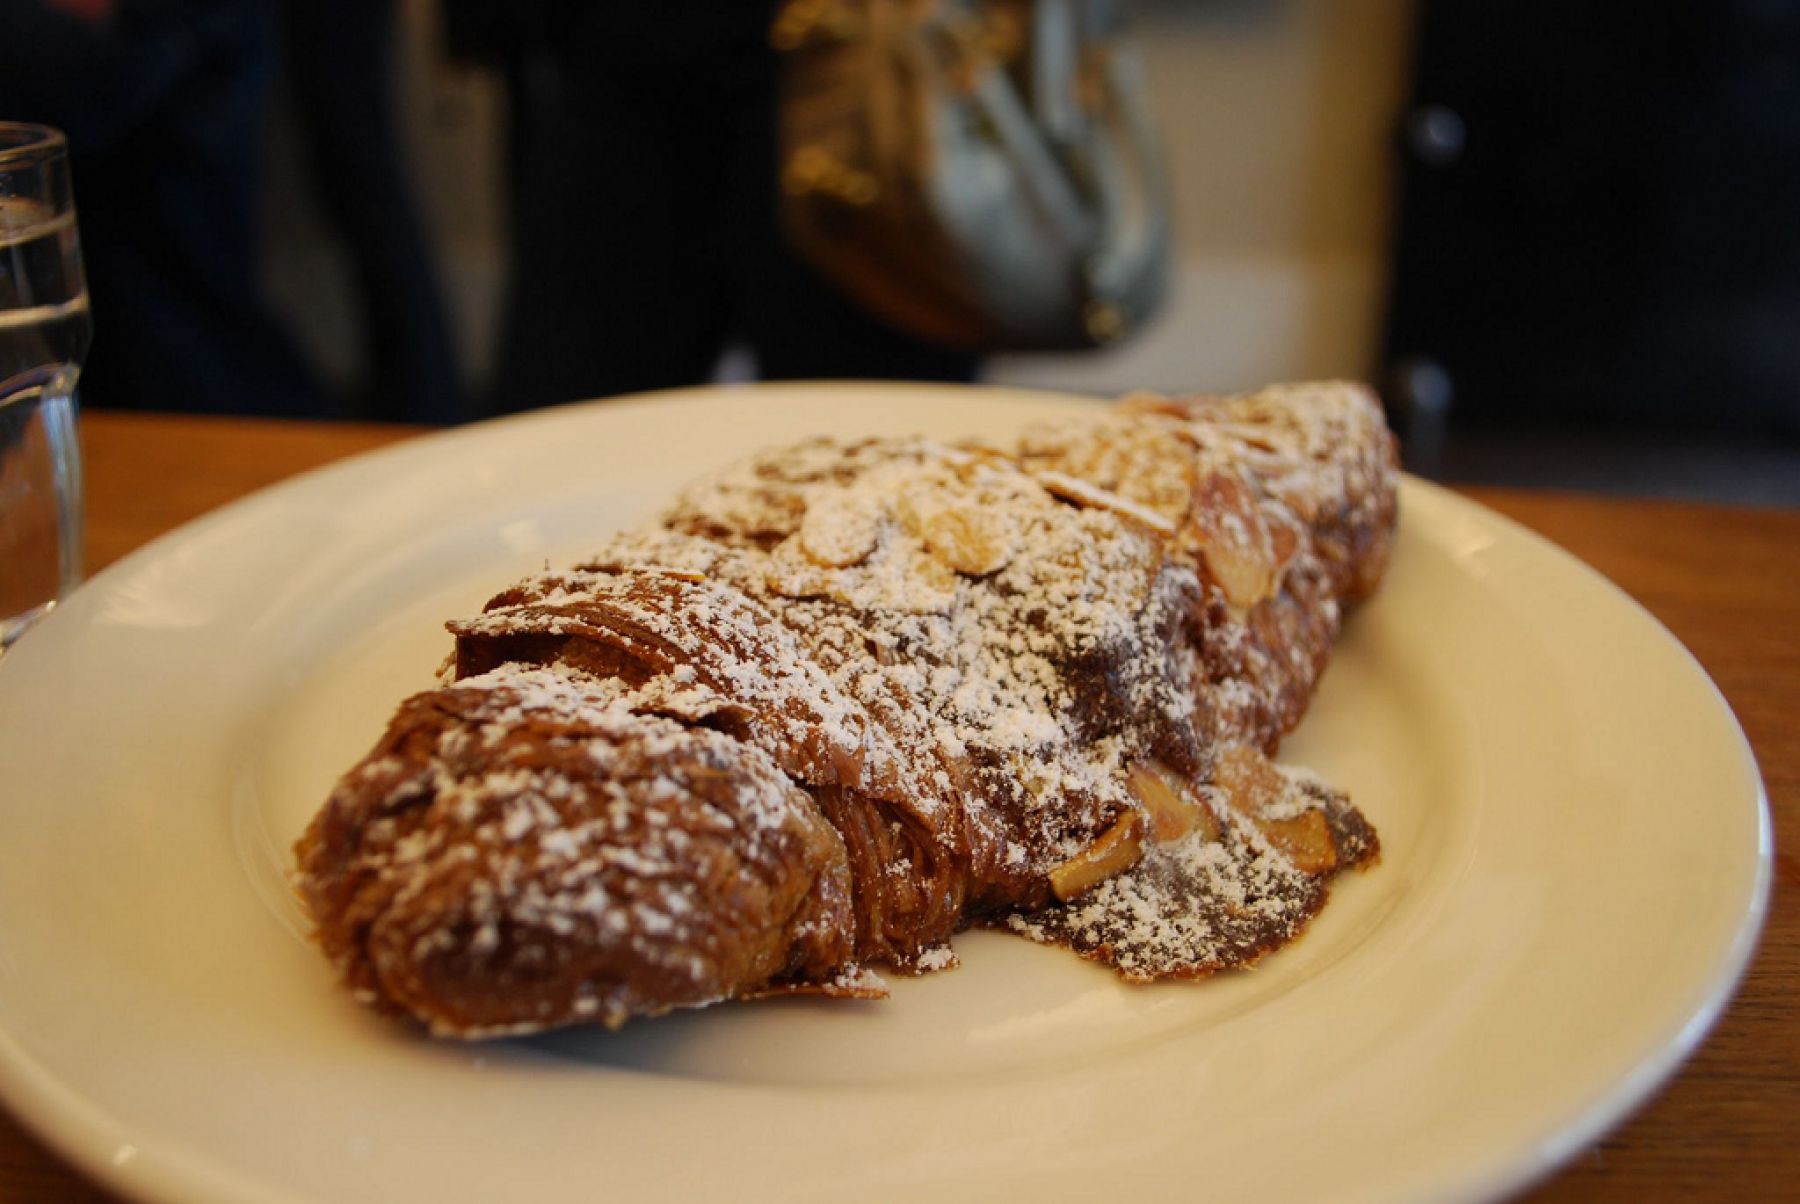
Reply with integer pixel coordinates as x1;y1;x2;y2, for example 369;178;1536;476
1;411;1791;1202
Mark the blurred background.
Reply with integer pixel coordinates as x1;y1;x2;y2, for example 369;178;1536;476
9;0;1799;502
255;0;1414;416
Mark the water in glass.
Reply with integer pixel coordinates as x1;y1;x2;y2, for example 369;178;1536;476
1;133;91;649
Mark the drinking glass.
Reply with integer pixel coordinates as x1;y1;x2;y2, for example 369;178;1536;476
0;123;90;650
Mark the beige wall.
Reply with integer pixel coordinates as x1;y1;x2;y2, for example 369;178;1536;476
1149;0;1415;260
993;0;1418;395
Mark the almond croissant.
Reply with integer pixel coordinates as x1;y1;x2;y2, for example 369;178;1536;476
294;382;1398;1037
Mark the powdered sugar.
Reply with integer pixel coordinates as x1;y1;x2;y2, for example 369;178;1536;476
1005;808;1326;980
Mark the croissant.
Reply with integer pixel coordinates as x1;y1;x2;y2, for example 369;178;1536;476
294;381;1398;1037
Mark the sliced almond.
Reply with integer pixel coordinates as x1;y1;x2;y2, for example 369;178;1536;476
798;496;882;568
1273;482;1321;525
1048;810;1144;902
1114;392;1194;419
1265;512;1302;580
766;537;834;599
919;506;1011;576
1214;744;1286;821
1126;761;1220;844
1190;472;1276;608
895;487;1015;578
1255;810;1337;875
1035;470;1178;537
1213;745;1337;875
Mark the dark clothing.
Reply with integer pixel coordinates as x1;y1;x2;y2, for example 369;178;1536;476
0;0;322;415
284;0;463;424
468;2;978;413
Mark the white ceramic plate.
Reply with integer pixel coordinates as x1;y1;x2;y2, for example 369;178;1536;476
0;384;1769;1204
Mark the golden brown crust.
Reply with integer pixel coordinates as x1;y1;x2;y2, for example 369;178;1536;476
293;670;857;1036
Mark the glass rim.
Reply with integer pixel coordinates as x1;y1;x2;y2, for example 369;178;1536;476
0;122;68;165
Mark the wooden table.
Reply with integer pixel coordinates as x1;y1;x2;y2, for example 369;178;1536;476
3;410;1795;1202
